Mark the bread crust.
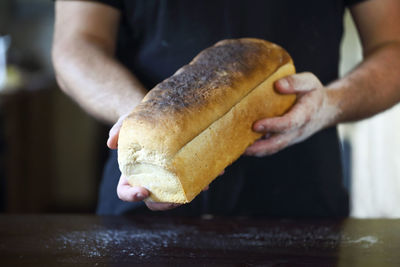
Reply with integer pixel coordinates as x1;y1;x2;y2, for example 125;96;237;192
118;38;296;203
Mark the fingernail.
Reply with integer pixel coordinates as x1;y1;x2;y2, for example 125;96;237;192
109;126;117;137
278;79;289;89
135;193;144;200
256;125;264;132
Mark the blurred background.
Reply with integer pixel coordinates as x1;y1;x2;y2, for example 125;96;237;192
0;0;399;217
0;0;109;213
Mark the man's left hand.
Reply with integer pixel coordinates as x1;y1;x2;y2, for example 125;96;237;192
245;72;339;157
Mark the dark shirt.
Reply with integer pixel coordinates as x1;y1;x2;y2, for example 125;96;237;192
88;0;366;216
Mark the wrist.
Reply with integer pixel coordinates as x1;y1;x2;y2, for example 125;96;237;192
324;85;344;127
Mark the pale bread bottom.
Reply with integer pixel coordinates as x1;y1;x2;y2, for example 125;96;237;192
125;163;186;203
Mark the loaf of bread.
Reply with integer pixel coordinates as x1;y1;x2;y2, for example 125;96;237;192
118;38;296;203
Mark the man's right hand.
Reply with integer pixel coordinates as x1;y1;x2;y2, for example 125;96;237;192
107;115;183;211
116;174;182;211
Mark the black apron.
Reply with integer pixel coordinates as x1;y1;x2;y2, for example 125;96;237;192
96;0;367;216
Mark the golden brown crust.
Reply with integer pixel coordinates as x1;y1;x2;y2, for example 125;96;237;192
122;39;291;156
171;63;295;202
118;38;296;203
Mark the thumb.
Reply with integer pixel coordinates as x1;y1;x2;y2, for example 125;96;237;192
107;114;128;149
275;72;322;94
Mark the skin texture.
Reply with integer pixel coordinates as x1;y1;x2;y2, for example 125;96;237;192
245;0;400;157
53;0;400;211
52;1;147;124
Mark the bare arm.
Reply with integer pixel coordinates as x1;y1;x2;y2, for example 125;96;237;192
53;1;181;211
246;0;400;156
328;0;400;123
52;1;147;124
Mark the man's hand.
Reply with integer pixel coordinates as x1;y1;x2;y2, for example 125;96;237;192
245;72;340;157
107;116;183;211
245;0;400;158
117;175;181;211
108;115;212;211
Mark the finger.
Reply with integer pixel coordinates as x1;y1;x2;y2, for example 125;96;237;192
275;72;322;94
253;116;293;133
107;114;128;149
117;176;149;202
145;201;181;211
245;134;290;157
253;96;312;134
107;124;120;149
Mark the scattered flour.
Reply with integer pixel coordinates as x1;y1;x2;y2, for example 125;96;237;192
343;235;379;248
56;226;191;259
54;223;379;260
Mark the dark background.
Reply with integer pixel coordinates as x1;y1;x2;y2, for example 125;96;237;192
0;0;109;213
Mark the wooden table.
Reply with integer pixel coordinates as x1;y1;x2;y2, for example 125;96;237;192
0;215;399;266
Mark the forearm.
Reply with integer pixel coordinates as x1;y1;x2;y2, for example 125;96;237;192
52;36;147;124
327;41;400;125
